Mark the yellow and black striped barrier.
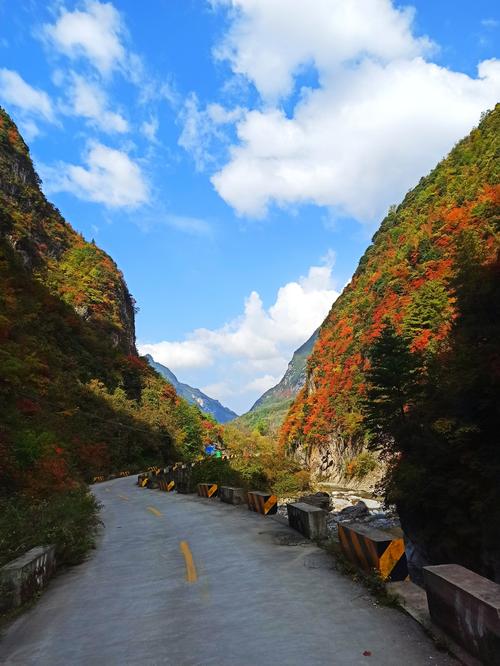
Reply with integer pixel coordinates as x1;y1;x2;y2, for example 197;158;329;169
92;475;106;483
338;523;408;581
158;478;175;492
118;470;130;477
197;483;218;498
137;473;150;488
247;491;278;515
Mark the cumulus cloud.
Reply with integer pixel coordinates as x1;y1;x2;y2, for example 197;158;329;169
43;0;127;76
63;74;128;133
138;254;339;411
140;340;213;370
206;0;500;221
213;0;433;101
41;142;149;208
0;68;54;122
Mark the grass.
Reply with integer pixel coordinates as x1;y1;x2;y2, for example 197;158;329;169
322;538;400;607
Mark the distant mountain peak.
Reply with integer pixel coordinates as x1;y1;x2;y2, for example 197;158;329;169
145;355;238;423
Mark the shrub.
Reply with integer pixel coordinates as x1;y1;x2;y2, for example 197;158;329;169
0;488;101;568
344;451;378;480
271;471;302;497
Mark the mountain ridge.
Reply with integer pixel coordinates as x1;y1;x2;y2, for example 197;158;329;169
235;329;318;434
145;355;238;423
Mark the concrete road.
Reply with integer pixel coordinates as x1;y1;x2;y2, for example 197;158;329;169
0;477;456;666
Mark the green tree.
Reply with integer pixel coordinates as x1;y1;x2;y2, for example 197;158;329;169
364;322;421;450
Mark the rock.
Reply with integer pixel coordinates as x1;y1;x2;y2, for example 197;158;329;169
299;492;331;511
337;500;369;521
330;498;352;512
360;498;381;510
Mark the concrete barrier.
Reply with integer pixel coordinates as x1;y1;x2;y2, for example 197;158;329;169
197;483;218;498
174;465;195;494
0;545;56;612
158;477;175;492
287;502;327;540
338;523;408;581
247;491;278;515
219;486;247;506
423;564;500;665
137;473;149;487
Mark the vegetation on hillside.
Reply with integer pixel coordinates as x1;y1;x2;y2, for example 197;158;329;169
194;423;310;497
0;109;222;568
281;105;499;578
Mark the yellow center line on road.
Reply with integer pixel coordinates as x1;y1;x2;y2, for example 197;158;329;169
147;506;162;517
180;541;198;583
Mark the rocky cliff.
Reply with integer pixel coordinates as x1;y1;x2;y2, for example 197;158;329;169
0;108;136;354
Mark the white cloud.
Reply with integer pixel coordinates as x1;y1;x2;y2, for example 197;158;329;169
0;68;54;122
199;381;233;400
213;0;433;101
43;1;127;76
41;142;149;208
141;116;159;142
163;214;213;236
64;74;128;133
140;340;213;370
207;0;500;221
178;93;244;170
243;374;280;393
138;254;339;412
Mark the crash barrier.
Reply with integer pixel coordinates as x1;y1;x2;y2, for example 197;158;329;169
423;564;500;665
219;486;247;506
247;491;278;515
137;473;150;487
338;523;408;581
173;464;195;494
197;483;218;498
0;545;56;612
287;502;328;540
92;470;135;483
158;477;175;492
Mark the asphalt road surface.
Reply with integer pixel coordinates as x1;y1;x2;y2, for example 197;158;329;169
0;476;457;666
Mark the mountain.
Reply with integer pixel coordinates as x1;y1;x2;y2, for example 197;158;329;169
281;106;499;579
235;329;318;434
145;355;238;423
0;107;215;523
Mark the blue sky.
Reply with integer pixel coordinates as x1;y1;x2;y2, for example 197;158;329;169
0;1;498;413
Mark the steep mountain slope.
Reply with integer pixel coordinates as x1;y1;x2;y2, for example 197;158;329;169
0;108;136;354
235;329;318;433
281;106;499;579
145;355;237;423
0;107;214;508
282;106;499;476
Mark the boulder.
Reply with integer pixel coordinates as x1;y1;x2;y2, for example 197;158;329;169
337;501;369;521
299;492;331;511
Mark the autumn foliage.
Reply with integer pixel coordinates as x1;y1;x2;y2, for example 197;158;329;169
281;107;499;458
